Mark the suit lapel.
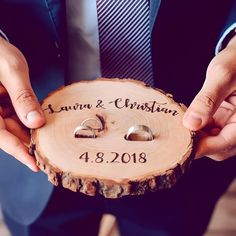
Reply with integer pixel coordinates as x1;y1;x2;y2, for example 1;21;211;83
44;0;161;43
44;0;66;47
150;0;161;31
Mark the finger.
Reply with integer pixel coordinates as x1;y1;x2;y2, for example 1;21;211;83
183;86;228;131
0;116;38;171
196;122;236;160
183;52;236;131
226;91;236;106
212;101;235;128
0;46;45;128
207;150;236;161
5;116;30;144
196;134;227;158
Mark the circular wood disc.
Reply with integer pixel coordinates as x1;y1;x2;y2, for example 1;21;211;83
31;79;195;198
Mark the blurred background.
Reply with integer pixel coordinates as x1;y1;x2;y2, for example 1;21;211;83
1;178;236;236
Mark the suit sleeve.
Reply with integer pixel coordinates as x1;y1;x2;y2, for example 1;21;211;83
0;29;9;41
215;0;236;53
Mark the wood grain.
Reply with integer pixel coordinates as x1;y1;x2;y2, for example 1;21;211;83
31;78;194;198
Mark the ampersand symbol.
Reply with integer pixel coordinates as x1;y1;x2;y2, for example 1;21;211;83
96;100;105;109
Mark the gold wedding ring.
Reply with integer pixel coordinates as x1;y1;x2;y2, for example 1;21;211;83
126;125;154;141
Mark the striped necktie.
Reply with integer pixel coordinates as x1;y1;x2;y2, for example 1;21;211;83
96;0;154;86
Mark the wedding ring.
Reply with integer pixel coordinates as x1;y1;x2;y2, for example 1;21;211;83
81;115;104;131
125;125;154;141
74;125;96;139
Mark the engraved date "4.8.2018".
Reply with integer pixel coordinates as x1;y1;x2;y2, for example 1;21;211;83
78;152;147;164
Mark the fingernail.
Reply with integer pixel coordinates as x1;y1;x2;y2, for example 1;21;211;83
183;112;202;130
27;110;42;123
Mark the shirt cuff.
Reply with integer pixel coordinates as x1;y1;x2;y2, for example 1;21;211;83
0;29;9;42
215;22;236;54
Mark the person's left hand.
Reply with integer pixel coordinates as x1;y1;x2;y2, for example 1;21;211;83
183;35;236;161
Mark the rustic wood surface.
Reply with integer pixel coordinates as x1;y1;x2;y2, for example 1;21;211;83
31;79;194;198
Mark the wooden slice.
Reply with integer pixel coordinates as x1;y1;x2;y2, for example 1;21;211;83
31;78;195;198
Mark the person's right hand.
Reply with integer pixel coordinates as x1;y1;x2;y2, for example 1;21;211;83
0;37;45;171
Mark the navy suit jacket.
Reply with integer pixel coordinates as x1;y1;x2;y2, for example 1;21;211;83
0;0;235;225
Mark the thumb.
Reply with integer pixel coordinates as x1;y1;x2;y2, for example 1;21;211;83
1;58;45;129
183;70;230;131
10;86;45;129
183;89;218;131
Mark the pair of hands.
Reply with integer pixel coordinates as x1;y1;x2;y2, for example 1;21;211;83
0;36;236;172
